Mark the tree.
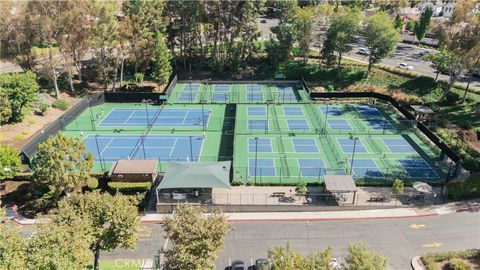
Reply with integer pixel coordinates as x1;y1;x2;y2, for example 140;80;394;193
162;204;231;270
392;178;405;194
52;191;140;270
267;0;298;65
31;133;94;203
394;14;403;32
343;242;388;270
0;71;39;122
433;0;480;101
413;7;433;44
423;48;449;81
312;3;334;66
0;90;12;125
0;145;20;181
364;12;400;74
268;243;334;270
152;31;173;85
26;221;92;270
294;7;314;65
322;8;361;69
0;223;27;270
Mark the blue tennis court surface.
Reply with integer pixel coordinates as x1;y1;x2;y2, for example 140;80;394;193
292;138;319;153
383;138;416;153
248;107;266;116
182;84;201;91
276;85;298;102
327;120;352;131
249;158;276;176
297;158;325;177
248;138;272;153
366;119;395;130
399;159;438;178
287;119;310;130
85;135;204;162
248;120;268;130
356;106;382;117
212;93;229;102
178;91;198;101
337;138;367;153
348;158;384;178
283;106;304;116
247;92;263;102
99;108;210;127
320;106;343;116
247;85;263;91
214;84;231;91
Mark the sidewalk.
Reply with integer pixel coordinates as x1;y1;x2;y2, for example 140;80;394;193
140;199;480;223
9;199;479;225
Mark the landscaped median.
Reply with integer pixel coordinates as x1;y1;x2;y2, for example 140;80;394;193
412;249;480;270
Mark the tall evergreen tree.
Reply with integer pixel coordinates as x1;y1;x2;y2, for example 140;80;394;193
414;7;433;44
152;31;173;85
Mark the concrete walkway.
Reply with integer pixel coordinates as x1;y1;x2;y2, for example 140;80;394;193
141;199;480;223
9;199;479;225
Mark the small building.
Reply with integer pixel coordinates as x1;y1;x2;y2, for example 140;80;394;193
108;160;158;183
411;105;435;122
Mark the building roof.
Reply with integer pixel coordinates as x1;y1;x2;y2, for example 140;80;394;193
411;105;435;114
324;175;357;193
157;161;232;190
108;160;158;176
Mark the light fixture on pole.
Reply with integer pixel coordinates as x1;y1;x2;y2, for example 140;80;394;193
349;133;359;175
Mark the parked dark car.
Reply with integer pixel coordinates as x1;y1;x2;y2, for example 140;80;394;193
260;19;267;23
255;258;270;270
231;260;246;270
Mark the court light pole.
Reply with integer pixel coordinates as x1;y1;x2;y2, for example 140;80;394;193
254;136;259;184
189;136;193;161
200;99;207;131
94;135;105;172
324;104;329;133
142;99;150;126
349;133;359;175
189;77;193;103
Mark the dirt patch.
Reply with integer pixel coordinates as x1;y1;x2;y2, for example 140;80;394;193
0;93;80;150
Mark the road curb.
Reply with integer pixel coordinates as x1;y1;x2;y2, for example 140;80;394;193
411;256;426;270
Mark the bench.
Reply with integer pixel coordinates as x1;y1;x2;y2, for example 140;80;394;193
272;192;286;198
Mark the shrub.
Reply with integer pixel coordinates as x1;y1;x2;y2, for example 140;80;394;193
392;178;404;194
134;73;144;84
107;181;151;194
86;178;98;190
295;182;307;196
38;102;49;115
14;134;26;140
448;258;471;270
52;99;69;111
231;180;243;186
448;173;480;200
422;250;478;270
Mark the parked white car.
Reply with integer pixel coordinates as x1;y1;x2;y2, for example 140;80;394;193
398;63;414;70
358;47;370;55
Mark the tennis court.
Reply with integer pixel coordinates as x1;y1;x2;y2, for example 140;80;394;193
84;135;204;162
297;158;326;177
348;158;384;178
356;105;382;117
98;108;210;127
398;159;438;178
337;138;368;153
382;138;417;153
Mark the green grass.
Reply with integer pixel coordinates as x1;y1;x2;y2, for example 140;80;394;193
448;172;480;200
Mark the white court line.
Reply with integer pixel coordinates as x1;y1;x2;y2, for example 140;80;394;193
99;138;114;157
168;138;178;160
197;136;205;162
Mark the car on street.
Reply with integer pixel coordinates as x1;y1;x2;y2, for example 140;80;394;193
418;50;432;57
255;258;270;270
398;63;414;70
260;19;267;23
231;260;247;270
331;258;340;269
357;47;370;55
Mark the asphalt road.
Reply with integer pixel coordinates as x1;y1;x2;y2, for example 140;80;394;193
27;211;471;269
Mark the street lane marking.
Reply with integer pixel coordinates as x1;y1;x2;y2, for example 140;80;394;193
422;242;442;248
410;224;426;229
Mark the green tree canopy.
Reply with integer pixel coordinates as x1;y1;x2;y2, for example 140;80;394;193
52;191;140;270
152;31;173;85
322;8;361;69
0;223;27;270
162;204;232;270
423;48;450;81
394;14;403;31
0;145;20;181
268;243;334;270
267;0;298;65
364;12;400;73
293;7;314;65
392;178;405;194
343;242;388;270
26;221;92;270
414;7;433;43
0;90;12;124
0;71;38;122
32;133;94;202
